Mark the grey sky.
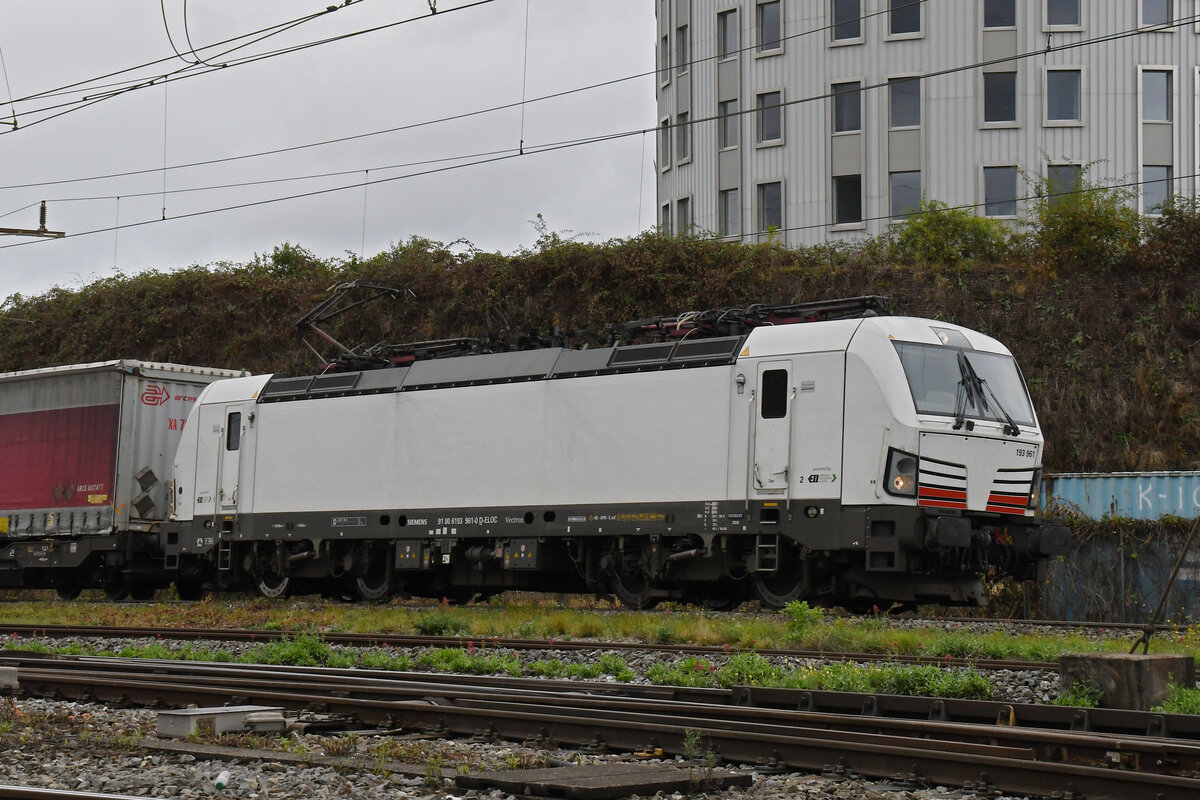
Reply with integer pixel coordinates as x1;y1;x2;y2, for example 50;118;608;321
0;1;657;300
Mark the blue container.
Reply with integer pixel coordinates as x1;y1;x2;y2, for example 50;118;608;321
1040;472;1200;622
1043;471;1200;520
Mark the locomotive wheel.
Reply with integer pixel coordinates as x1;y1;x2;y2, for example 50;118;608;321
256;570;292;599
611;571;660;610
127;583;157;602
175;578;206;601
351;546;393;602
751;572;806;610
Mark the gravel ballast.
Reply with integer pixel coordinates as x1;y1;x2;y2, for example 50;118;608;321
0;628;1072;800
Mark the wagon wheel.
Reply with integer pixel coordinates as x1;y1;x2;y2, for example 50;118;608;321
611;569;660;610
55;574;85;601
102;575;129;602
750;571;807;610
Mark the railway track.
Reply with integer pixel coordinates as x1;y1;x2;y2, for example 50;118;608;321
5;652;1200;799
0;622;1060;672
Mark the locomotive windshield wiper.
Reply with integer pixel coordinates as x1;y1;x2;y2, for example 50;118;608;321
952;351;978;430
956;351;1021;437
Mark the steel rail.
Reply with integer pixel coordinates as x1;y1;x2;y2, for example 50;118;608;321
0;622;1060;672
0;788;155;800
7;654;1200;797
8;652;1199;741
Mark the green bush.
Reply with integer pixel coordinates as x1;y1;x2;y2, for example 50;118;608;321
1025;167;1140;272
889;199;1010;265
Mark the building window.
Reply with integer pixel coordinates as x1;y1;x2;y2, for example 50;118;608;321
983;0;1016;28
659;119;671;170
1046;0;1080;27
889;0;920;35
719;188;741;237
1143;166;1172;213
1143;70;1172;121
719;100;739;148
757;1;781;52
718;9;739;58
1046;69;1081;122
889;77;920;128
1047;164;1082;198
832;82;862;132
1141;0;1171;26
758;181;783;231
983;72;1017;122
660;203;672;234
676;112;691;162
757;91;783;143
833;175;863;224
659;34;670;83
832;0;861;41
984;166;1018;216
676;25;689;74
677;197;691;232
890;172;922;219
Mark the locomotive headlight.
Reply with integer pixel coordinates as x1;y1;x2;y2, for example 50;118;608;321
1028;469;1042;509
884;448;918;498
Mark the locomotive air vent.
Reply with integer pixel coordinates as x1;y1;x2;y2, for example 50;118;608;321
670;336;743;363
309;372;360;393
608;342;674;367
261;376;313;398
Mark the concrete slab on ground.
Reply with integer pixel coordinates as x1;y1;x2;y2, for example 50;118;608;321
1059;652;1196;711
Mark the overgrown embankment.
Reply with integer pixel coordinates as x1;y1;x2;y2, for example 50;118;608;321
3;190;1200;474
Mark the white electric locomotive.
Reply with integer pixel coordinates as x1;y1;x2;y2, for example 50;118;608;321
161;297;1070;608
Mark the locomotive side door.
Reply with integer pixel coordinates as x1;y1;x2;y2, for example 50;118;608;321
216;405;248;512
750;361;794;495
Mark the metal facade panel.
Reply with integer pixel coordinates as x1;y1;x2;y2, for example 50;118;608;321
830;133;861;177
888;128;922;172
1044;472;1200;520
981;29;1018;71
717;58;739;100
718;146;740;189
657;0;1200;245
1143;121;1173;164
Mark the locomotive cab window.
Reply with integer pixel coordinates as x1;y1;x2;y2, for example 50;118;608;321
226;412;241;451
760;369;789;419
893;342;1035;426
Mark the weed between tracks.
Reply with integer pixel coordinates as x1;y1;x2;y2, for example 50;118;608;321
5;597;1200;696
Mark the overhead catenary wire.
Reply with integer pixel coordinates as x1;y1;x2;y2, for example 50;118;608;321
0;42;16;128
2;2;1192;199
1;0;493;133
0;0;897;187
2;3;1194;250
2;122;1193;253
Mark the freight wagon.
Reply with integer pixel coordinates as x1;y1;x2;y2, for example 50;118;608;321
0;360;246;599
